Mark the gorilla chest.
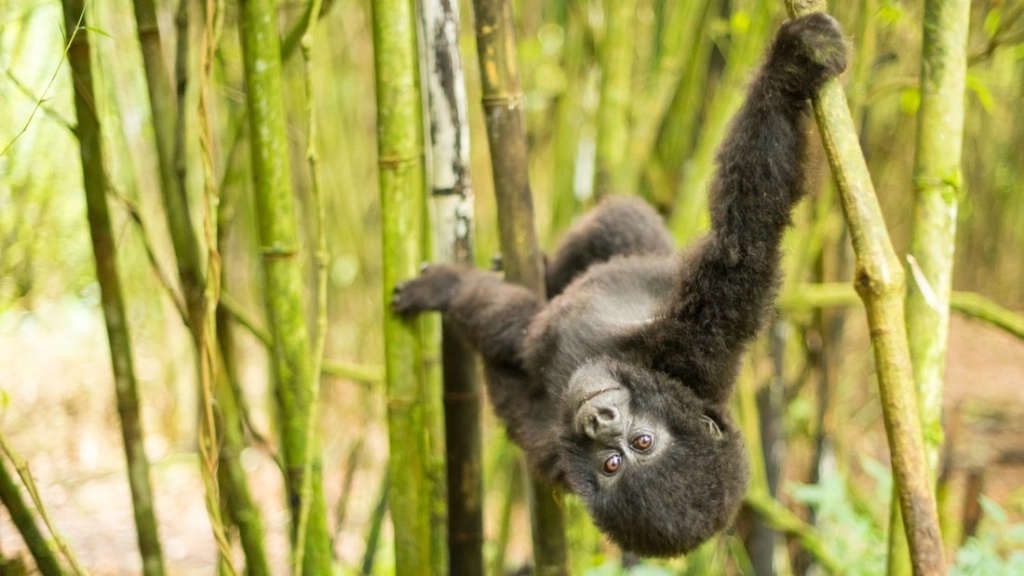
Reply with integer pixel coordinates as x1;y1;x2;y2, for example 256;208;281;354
526;258;676;392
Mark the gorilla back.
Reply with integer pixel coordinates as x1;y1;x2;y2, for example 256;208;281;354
393;13;847;557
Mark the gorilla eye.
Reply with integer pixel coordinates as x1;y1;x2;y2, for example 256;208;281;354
631;434;654;451
603;453;622;475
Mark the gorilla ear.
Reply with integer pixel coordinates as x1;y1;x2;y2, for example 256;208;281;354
701;414;723;439
702;406;730;439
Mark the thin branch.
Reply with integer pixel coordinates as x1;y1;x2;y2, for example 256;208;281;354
3;69;75;132
106;188;190;325
778;283;1024;341
1;8;84;157
218;291;272;345
0;433;89;575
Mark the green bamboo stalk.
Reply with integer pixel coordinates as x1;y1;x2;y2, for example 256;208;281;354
906;0;970;479
215;179;271;574
293;2;331;573
0;458;63;576
546;3;585;234
782;2;946;574
893;0;971;570
133;0;265;568
469;0;567;572
361;468;391;575
61;3;165;574
669;0;775;241
645;0;715;211
370;0;434;571
131;0;204;340
592;0;637;198
419;0;483;572
214;318;271;575
236;0;332;571
216;369;269;574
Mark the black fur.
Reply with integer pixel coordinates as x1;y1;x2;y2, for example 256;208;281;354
392;14;847;557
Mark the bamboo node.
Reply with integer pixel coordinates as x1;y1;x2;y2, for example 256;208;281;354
261;244;298;258
481;93;523;109
377;153;421;168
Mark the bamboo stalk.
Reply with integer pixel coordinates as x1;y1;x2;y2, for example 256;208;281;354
293;2;331;573
61;3;166;573
215;318;272;575
370;0;434;571
592;0;637;197
0;457;63;576
418;0;483;572
782;2;946;574
893;0;971;569
131;0;204;340
468;0;567;572
669;0;775;241
641;0;714;210
215;163;271;574
133;0;261;568
906;0;971;478
236;0;332;571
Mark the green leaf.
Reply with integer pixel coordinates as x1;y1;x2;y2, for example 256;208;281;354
978;495;1008;524
967;72;995;112
983;9;1001;39
80;25;113;40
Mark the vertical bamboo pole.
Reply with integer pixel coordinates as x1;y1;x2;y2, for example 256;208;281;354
782;2;946;574
61;3;166;574
468;0;567;573
132;1;269;569
236;0;332;571
370;0;434;572
131;0;204;334
293;1;331;574
906;0;970;481
592;0;637;198
669;0;775;241
891;0;970;570
418;0;484;573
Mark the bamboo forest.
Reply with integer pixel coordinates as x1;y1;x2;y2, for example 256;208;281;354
2;0;1023;573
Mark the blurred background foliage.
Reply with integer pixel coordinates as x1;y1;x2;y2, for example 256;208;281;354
0;0;1022;573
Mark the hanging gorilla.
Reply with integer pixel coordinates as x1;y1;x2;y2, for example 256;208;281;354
392;13;847;557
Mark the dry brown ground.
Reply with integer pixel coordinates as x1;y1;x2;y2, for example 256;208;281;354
0;309;1021;574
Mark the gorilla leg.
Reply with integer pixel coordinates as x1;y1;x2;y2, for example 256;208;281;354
546;196;674;296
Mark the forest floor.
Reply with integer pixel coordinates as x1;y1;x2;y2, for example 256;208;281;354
0;308;1021;574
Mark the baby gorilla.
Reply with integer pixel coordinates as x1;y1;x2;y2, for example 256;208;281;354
393;14;847;557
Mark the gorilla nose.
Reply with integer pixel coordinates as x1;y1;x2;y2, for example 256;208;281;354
586;406;621;439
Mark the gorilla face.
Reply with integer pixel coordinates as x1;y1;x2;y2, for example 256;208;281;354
560;360;749;557
561;362;676;490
